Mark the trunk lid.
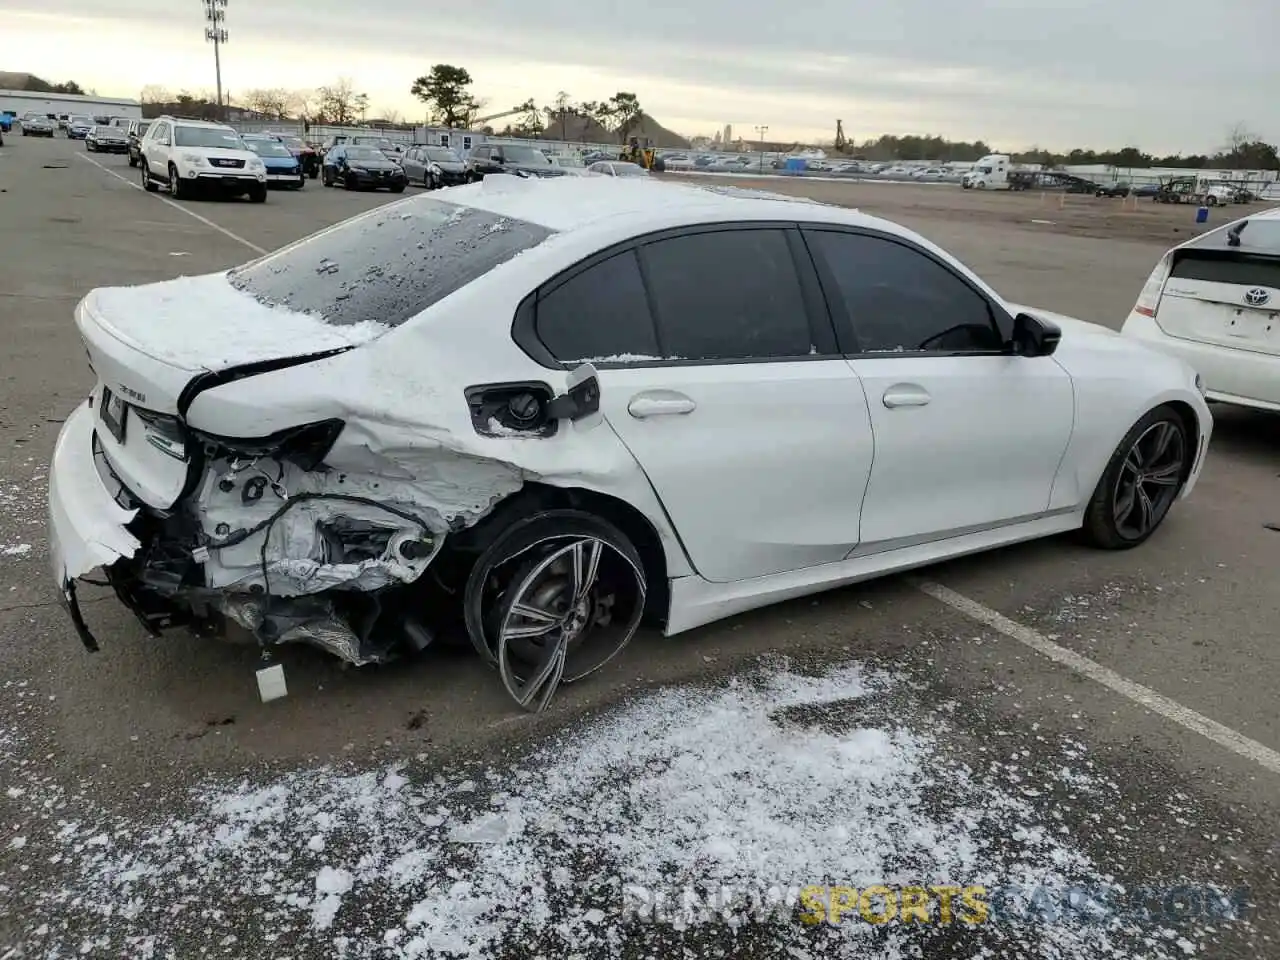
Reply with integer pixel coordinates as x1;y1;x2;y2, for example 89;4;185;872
76;272;377;508
1155;249;1280;357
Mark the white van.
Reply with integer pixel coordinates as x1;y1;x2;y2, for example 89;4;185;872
962;154;1012;190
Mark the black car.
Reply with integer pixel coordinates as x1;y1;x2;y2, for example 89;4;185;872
126;119;152;167
321;145;407;192
467;143;569;179
1095;182;1132;198
402;145;472;188
85;125;129;153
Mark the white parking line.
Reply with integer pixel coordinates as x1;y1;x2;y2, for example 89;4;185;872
76;152;267;255
913;578;1280;776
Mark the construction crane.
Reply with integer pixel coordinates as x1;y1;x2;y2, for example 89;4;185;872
834;119;848;153
472;106;531;128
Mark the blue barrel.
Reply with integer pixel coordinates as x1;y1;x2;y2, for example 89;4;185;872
784;158;806;176
1195;206;1209;224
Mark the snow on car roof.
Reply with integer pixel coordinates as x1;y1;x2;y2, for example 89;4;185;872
439;174;860;233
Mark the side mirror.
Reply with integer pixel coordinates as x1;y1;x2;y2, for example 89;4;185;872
1010;312;1061;358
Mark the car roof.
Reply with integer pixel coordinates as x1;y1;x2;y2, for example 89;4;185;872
161;117;235;130
439;175;879;235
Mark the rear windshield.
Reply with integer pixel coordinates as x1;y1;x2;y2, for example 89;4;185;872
227;197;554;328
1184;218;1280;256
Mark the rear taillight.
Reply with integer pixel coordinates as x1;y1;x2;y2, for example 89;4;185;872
132;409;187;460
1134;253;1173;318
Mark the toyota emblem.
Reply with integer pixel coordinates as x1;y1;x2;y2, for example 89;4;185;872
1244;287;1271;307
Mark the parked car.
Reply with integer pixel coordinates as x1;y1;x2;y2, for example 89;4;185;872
401;146;471;188
241;134;306;189
0;113;13;133
138;116;267;202
467;143;569;179
587;160;651;178
66;116;94;140
20;113;56;137
47;177;1211;713
548;155;590;177
125;119;152;167
1122;206;1280;412
268;133;321;179
321;144;408;191
1131;182;1161;198
351;136;404;161
1095;182;1132;198
85;125;129;154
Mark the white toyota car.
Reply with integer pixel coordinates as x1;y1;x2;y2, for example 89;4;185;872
1122;206;1280;411
48;176;1212;711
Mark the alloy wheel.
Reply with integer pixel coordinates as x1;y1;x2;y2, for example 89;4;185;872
491;537;645;712
1112;419;1186;540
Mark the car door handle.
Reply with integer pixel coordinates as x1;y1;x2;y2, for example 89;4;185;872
628;392;696;418
882;384;931;408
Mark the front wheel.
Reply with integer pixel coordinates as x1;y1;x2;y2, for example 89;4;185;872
462;510;647;713
1081;405;1190;549
390;183;405;193
248;184;267;203
343;173;357;190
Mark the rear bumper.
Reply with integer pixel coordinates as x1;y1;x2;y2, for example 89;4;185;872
1122;312;1280;412
48;402;142;644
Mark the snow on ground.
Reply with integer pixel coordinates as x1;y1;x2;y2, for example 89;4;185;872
0;454;46;563
1;661;1238;958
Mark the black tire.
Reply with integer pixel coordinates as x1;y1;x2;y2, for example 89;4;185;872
322;167;333;186
1081;405;1191;550
128;154;138;168
462;509;646;709
390;183;405;193
423;172;434;189
168;164;185;200
343;174;357;190
141;160;159;192
248;184;267;203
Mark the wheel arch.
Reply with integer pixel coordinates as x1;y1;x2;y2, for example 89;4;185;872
1160;399;1202;483
439;481;675;625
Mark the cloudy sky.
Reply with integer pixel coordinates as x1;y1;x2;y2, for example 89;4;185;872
4;1;1278;152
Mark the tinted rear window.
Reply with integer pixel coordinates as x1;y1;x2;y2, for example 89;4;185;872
227;197;554;328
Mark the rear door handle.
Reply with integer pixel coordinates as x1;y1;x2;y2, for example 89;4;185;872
628;391;697;419
882;384;931;408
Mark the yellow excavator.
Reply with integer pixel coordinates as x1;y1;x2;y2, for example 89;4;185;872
620;136;660;170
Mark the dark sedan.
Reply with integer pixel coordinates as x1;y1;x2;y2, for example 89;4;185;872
85;125;129;153
1095;182;1132;198
402;145;471;188
467;143;568;180
20;114;56;137
66;116;94;140
321;145;407;192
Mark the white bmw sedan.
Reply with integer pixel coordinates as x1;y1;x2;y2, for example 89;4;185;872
1121;206;1280;412
48;175;1212;711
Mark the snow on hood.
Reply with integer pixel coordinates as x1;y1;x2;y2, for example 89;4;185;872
84;273;389;372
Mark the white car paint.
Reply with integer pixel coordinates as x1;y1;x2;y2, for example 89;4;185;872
48;174;1212;668
963;154;1014;190
1121;206;1280;411
140;117;266;192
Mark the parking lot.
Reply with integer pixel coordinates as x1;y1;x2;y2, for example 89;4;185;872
2;133;1280;958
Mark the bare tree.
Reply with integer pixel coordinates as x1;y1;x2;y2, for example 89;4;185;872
242;88;291;119
289;89;318;120
140;85;172;104
317;78;363;125
380;107;403;125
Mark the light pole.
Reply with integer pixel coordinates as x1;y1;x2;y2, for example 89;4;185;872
755;124;769;173
203;0;228;120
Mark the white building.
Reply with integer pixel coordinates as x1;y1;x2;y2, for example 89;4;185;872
0;89;142;122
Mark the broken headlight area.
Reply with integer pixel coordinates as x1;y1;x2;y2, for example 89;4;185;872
106;423;451;665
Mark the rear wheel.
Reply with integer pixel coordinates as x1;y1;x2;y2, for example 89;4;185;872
1081;405;1190;549
140;160;159;192
463;510;646;713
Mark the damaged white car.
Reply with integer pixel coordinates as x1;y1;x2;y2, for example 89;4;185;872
49;175;1213;710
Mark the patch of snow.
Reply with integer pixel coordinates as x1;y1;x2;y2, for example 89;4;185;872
2;663;1242;958
1;542;32;557
86;273;388;372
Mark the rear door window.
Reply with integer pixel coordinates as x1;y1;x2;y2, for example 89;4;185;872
638;228;815;361
227;198;554;328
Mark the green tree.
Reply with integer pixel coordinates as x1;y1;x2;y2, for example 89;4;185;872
410;65;478;129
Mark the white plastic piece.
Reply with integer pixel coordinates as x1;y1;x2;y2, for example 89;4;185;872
256;663;288;703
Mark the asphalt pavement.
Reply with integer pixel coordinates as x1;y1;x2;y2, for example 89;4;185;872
1;135;1278;959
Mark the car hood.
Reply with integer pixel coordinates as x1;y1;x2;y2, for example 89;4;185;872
350;159;400;171
260;155;299;166
434;161;466;172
